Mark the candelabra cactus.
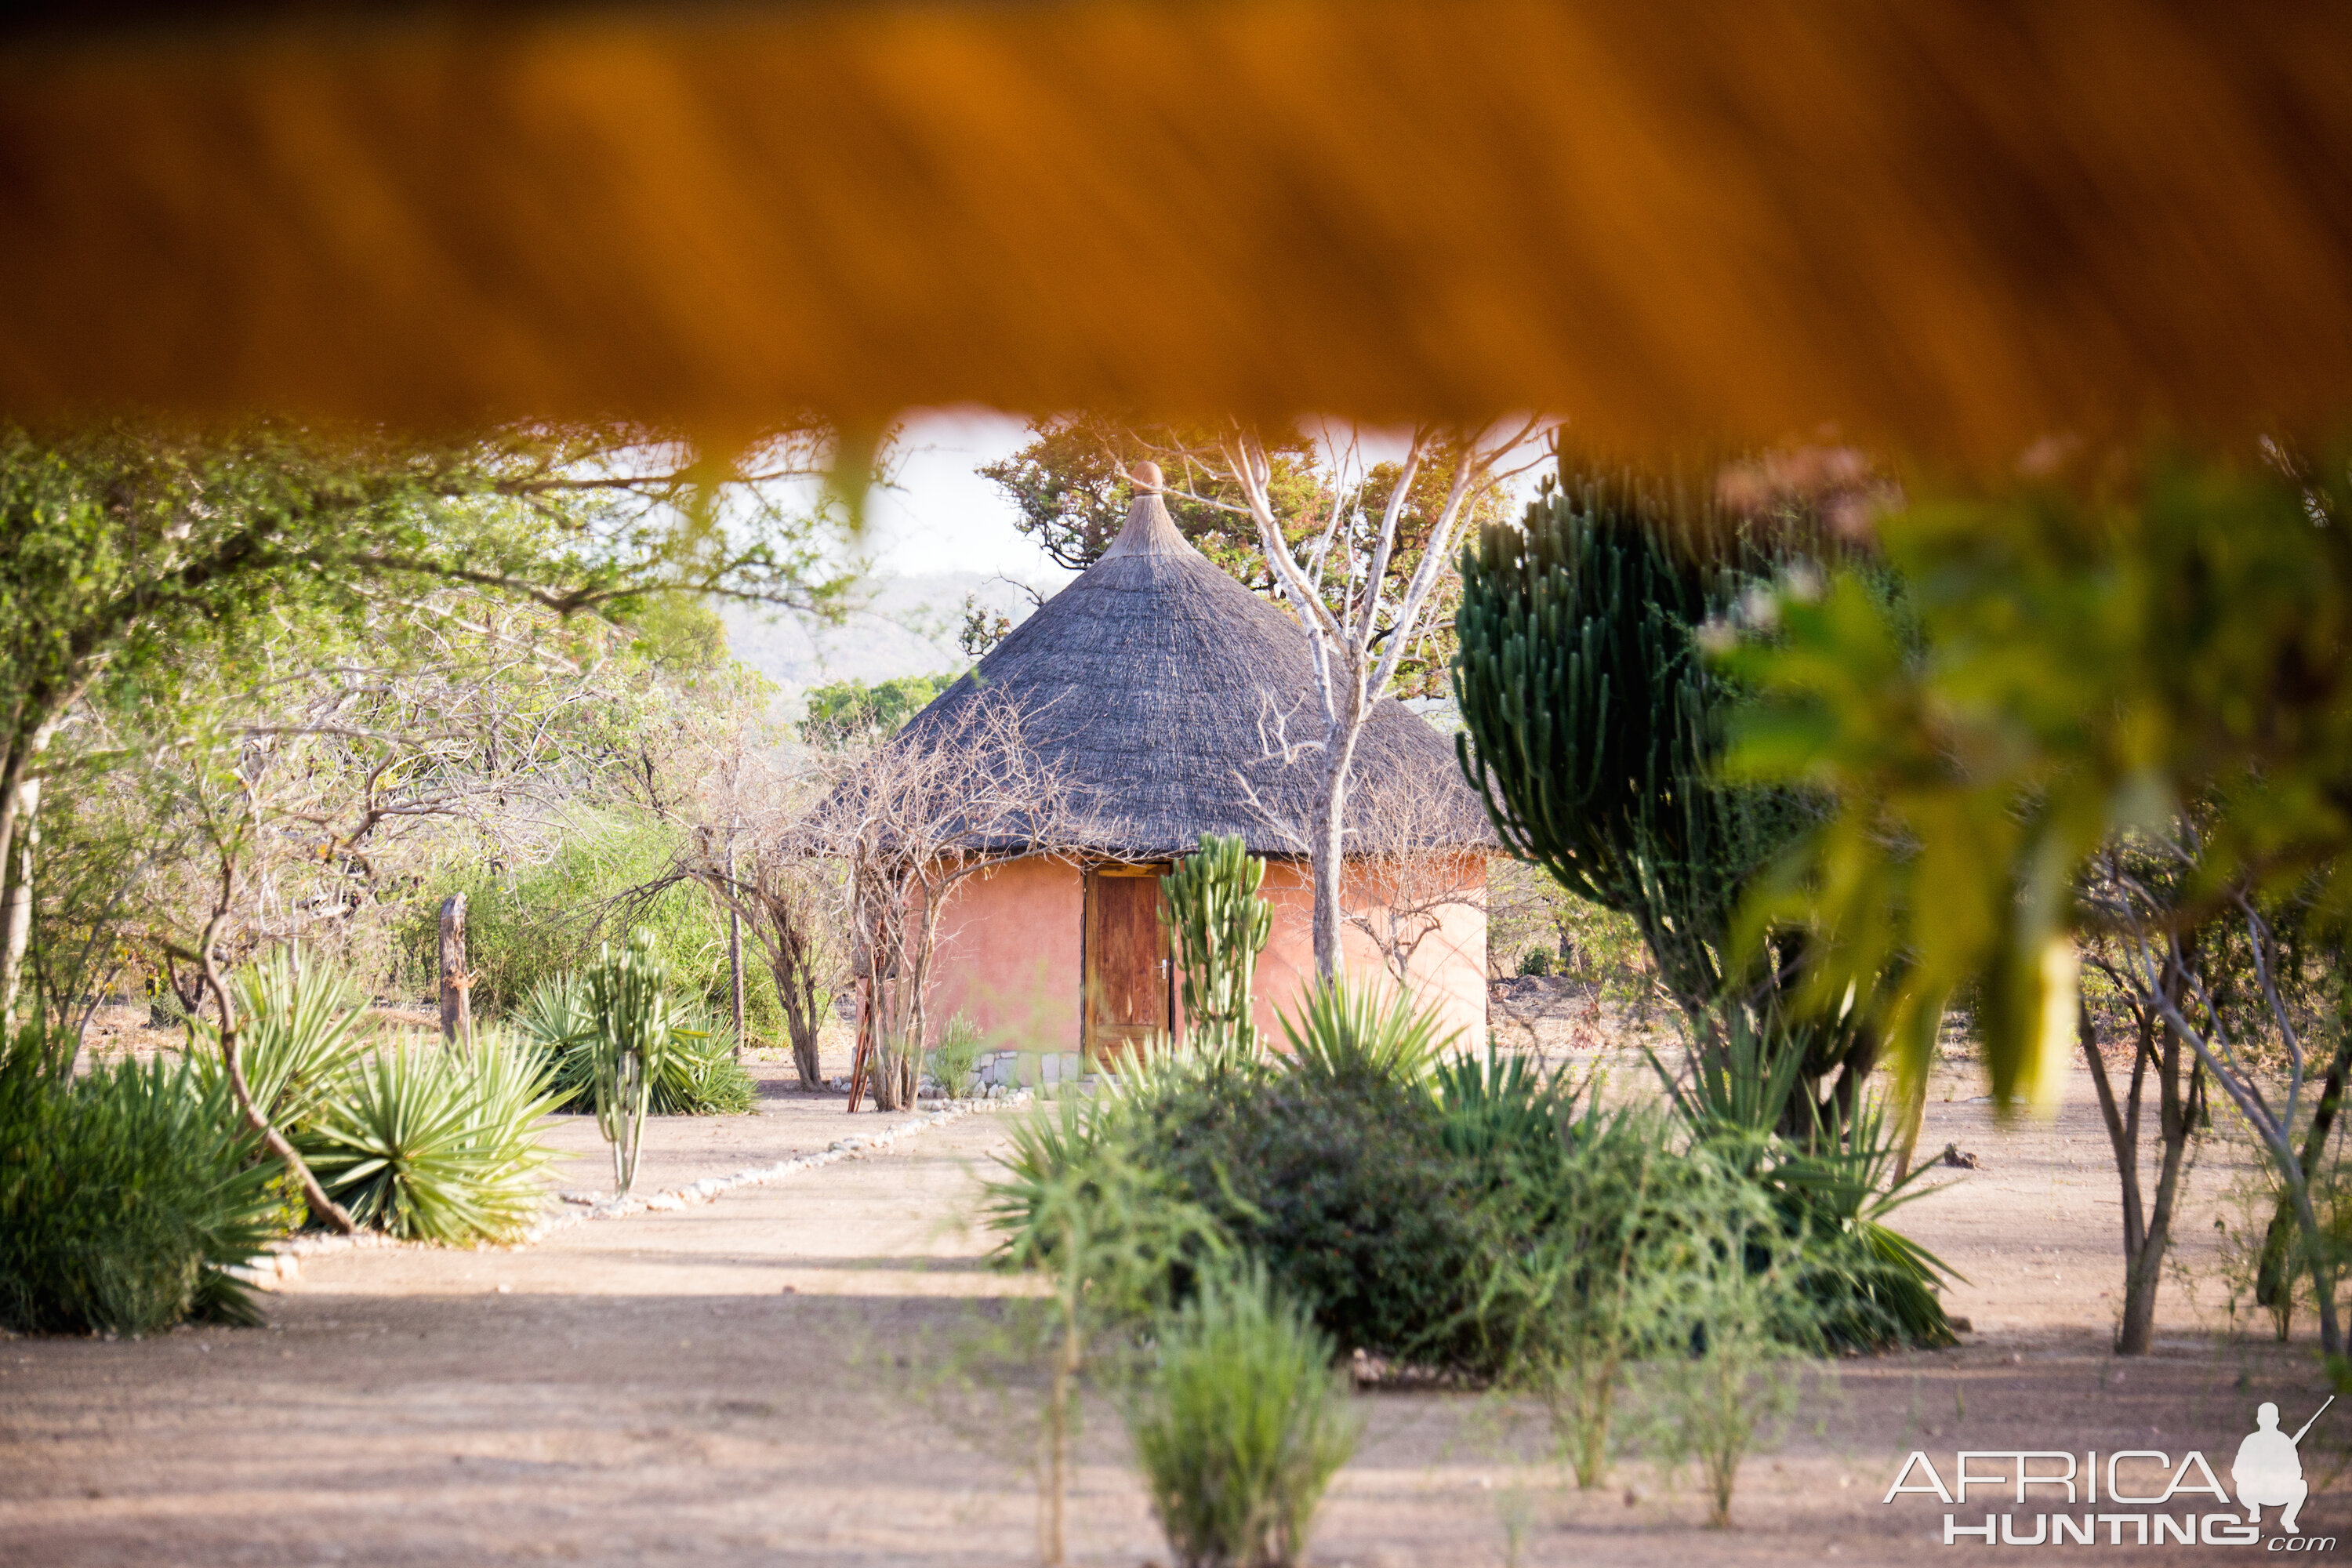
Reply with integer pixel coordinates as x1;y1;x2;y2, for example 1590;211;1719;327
584;929;675;1195
1160;833;1273;1063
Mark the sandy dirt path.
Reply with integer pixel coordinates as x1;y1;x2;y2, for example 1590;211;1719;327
2;1069;2346;1566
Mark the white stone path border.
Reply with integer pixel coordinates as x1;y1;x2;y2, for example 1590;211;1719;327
237;1093;1029;1288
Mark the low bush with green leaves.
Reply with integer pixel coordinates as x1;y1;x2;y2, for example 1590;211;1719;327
300;1032;561;1244
0;1027;279;1335
993;981;1951;1363
981;1088;1233;1566
929;1012;985;1099
985;980;1949;1533
1127;1263;1361;1568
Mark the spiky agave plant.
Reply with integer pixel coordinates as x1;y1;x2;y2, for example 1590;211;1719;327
192;946;372;1133
302;1032;560;1243
657;999;758;1115
1277;980;1457;1089
511;972;599;1111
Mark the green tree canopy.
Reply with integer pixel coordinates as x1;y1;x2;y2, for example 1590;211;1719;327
0;418;870;1025
1722;441;2352;1107
799;672;956;740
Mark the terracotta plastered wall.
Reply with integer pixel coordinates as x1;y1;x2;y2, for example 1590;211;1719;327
1253;855;1490;1048
924;856;1087;1052
924;851;1489;1057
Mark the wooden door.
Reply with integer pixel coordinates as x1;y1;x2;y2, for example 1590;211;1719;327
1084;866;1171;1070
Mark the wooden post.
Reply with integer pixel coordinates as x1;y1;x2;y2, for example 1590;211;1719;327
846;975;872;1114
726;829;746;1058
437;892;471;1048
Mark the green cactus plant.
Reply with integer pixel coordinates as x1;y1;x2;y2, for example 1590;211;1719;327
1160;833;1274;1065
583;929;702;1195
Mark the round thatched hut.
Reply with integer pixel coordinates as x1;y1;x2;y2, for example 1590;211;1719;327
898;464;1493;1071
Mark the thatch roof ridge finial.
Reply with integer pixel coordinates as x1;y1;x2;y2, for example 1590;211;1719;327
1098;459;1194;561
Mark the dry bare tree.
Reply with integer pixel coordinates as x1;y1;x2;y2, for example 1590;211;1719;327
808;692;1113;1110
1236;710;1491;987
648;717;849;1090
1204;423;1545;977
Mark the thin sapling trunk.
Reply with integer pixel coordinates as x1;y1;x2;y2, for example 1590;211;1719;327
193;923;357;1235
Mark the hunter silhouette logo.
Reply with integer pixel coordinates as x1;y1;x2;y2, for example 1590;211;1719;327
2235;1397;2330;1536
1883;1396;2336;1548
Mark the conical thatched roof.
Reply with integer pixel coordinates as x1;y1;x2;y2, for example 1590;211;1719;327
899;481;1492;861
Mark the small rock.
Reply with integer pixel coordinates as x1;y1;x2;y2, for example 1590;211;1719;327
1949;1316;1973;1334
1623;1486;1645;1507
1939;1144;1983;1170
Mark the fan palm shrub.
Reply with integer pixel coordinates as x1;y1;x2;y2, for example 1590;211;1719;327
1657;1021;1955;1349
1127;1263;1360;1568
301;1032;560;1243
0;1026;278;1334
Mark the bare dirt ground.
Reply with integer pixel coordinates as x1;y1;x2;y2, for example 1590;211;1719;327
4;1043;2345;1566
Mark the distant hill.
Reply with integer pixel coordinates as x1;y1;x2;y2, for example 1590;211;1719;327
720;571;1064;694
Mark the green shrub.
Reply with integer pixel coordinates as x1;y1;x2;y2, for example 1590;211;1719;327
0;1029;279;1335
1129;1055;1495;1370
1661;1027;1956;1350
1127;1264;1361;1568
514;961;757;1120
1485;1109;1757;1489
300;1033;560;1243
1515;946;1554;978
930;1013;984;1099
1629;1157;1817;1529
982;1090;1235;1567
660;1000;758;1115
405;809;787;1039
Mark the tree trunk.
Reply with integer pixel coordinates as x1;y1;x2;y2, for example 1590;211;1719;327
198;938;356;1235
2256;1022;2352;1323
0;773;38;1029
726;835;746;1059
2082;995;2200;1357
767;912;826;1089
1309;717;1364;981
437;893;470;1049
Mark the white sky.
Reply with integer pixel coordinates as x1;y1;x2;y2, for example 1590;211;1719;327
854;408;1552;582
857;408;1054;579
